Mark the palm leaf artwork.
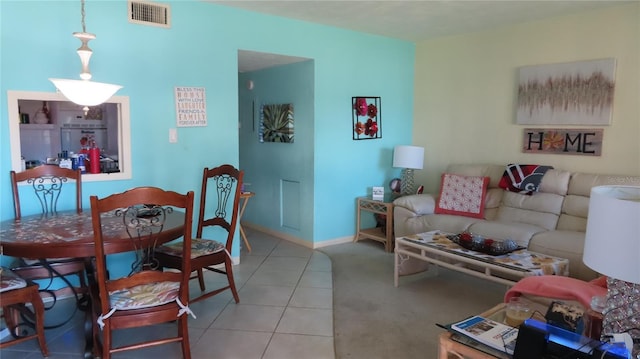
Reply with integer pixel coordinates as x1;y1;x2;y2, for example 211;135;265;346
260;104;294;143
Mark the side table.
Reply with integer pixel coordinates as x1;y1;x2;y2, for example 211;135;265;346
438;303;509;359
354;195;395;252
239;191;255;252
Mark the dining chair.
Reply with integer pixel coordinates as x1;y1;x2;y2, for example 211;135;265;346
89;186;195;359
0;267;49;357
9;166;88;316
156;164;243;304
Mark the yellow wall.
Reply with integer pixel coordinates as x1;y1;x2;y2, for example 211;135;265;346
414;3;639;193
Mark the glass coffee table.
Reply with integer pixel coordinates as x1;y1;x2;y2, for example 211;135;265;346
394;231;570;287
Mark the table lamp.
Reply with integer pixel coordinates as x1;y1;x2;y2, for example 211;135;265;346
393;145;424;195
583;185;640;356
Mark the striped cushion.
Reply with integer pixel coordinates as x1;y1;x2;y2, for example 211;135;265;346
157;238;225;259
109;281;180;310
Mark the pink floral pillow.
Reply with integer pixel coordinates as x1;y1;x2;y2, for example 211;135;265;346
434;173;490;219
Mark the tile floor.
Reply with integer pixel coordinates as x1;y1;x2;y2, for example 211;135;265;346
0;228;335;358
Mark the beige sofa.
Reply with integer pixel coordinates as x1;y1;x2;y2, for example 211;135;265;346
393;164;640;281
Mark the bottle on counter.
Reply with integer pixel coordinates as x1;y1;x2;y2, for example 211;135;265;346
584;295;606;341
88;147;101;174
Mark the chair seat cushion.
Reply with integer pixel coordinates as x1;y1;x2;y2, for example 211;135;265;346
157;238;225;259
109;281;180;310
0;268;28;293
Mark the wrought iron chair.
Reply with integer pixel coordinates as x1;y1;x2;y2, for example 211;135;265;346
156;164;243;304
0;267;48;357
89;186;195;359
9;166;88;320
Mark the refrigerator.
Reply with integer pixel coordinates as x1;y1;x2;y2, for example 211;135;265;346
60;128;108;154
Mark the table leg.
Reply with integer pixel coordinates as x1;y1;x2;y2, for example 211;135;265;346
239;195;252;252
83;257;101;359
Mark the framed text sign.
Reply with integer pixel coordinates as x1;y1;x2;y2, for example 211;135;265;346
522;128;603;156
175;87;207;127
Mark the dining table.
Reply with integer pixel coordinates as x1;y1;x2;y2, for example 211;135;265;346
0;209;187;359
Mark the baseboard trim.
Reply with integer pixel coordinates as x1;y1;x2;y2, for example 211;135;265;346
242;222;354;249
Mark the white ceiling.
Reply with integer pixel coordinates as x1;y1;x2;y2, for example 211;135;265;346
209;0;635;72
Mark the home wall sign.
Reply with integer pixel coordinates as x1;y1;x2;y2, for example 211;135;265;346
516;58;616;126
260;103;294;143
352;97;381;140
522;128;603;156
175;87;207;127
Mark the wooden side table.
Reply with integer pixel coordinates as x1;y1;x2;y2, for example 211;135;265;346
239;191;255;252
354;195;395;252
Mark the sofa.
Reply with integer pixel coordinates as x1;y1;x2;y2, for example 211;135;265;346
393;164;640;281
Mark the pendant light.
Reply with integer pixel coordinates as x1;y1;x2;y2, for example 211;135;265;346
50;0;122;113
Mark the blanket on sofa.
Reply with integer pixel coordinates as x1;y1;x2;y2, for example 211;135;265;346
498;164;553;194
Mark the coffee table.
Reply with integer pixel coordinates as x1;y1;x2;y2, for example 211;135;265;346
394;231;569;287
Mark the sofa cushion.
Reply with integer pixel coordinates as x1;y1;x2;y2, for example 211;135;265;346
435;173;489;219
496;191;564;230
539;169;571;196
528;230;598;281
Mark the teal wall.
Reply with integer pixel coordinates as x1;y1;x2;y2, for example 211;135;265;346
239;61;316;242
1;1;415;252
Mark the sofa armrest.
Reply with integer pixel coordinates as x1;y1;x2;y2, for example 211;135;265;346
393;194;436;215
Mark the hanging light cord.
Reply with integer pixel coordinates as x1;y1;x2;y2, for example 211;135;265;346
80;0;87;33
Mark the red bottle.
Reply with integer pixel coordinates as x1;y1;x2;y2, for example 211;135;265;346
89;147;101;174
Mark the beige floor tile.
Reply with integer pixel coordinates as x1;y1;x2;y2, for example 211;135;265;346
191;329;272;359
211;304;285;332
289;287;333;309
238;284;295;306
263;333;335;359
276;307;333;336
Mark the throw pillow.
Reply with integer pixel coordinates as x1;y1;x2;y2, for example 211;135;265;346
435;173;489;219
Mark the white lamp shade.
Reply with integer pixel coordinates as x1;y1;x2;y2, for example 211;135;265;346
393;145;424;169
583;185;640;284
50;78;122;107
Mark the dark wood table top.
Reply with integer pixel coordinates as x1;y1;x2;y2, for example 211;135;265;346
0;210;186;259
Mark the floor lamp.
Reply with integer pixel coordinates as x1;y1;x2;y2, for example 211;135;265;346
392;145;424;195
583;185;640;356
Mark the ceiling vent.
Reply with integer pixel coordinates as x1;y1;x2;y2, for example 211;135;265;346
128;1;170;28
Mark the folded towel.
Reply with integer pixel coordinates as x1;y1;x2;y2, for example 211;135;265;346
504;275;607;309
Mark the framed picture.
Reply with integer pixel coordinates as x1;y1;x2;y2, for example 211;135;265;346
352;97;381;140
260;103;294;143
516;58;616;126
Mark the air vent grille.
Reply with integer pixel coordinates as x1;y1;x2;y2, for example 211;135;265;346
128;1;170;28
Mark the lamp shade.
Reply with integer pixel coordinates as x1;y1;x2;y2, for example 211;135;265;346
392;145;424;169
583;185;640;284
50;78;122;107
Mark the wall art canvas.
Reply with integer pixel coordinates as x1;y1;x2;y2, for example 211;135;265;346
175;87;207;127
522;128;603;156
352;97;381;140
516;58;616;125
260;103;294;143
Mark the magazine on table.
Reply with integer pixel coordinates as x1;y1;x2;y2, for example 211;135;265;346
450;315;519;355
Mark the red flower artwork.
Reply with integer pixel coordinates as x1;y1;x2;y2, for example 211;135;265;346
352;97;381;140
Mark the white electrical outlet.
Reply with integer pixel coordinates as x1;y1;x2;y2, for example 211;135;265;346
169;128;177;143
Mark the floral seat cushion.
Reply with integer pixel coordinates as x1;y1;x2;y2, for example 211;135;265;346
156;238;225;259
109;281;180;310
0;267;27;293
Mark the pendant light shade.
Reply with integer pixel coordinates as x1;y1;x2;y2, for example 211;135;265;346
50;0;121;111
49;78;122;107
